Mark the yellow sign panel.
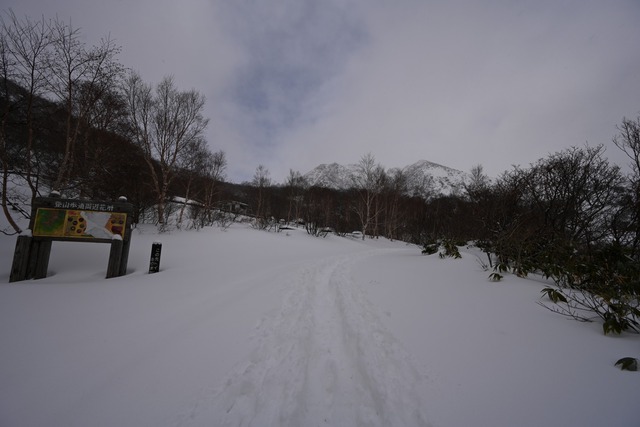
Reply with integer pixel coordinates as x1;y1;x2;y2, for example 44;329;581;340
33;208;127;239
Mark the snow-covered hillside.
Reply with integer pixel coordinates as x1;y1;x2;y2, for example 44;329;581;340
303;159;468;196
0;224;638;427
303;162;356;190
397;159;468;198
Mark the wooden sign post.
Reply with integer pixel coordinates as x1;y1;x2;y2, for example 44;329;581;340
9;194;134;282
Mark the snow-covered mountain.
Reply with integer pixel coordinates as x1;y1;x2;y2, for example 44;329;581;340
301;162;356;190
303;160;468;197
398;160;468;198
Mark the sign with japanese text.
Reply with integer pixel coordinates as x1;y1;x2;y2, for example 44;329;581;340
32;208;127;239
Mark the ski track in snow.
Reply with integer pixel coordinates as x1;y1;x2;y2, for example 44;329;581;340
176;249;432;427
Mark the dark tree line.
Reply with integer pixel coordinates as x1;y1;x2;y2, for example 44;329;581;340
233;139;638;262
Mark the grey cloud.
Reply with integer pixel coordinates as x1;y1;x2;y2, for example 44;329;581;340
272;0;640;181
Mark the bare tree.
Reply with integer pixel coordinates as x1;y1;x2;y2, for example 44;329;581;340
198;149;226;227
285;169;307;224
303;185;336;236
75;84;129;198
0;26;21;234
613;116;640;178
351;153;385;239
252;164;271;227
0;11;52;217
383;168;407;240
175;138;209;229
123;73;209;226
524;145;622;246
464;164;491;201
612;115;640;257
47;18;123;192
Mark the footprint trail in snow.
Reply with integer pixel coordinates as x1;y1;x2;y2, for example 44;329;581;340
179;251;432;427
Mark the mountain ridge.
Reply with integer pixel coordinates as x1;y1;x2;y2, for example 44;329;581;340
303;160;468;197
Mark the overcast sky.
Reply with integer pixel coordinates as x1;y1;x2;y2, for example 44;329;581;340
4;0;640;183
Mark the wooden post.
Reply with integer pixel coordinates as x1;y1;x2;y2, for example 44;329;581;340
118;237;131;277
118;213;134;277
32;240;52;280
9;235;32;282
106;238;124;279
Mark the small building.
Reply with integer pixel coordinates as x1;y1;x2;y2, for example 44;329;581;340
220;200;250;215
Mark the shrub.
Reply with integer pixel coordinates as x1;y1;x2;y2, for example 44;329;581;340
421;238;439;255
422;238;461;259
440;239;462;259
537;245;640;335
615;357;638;371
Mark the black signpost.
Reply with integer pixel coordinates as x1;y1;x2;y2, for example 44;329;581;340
148;242;162;273
9;194;134;282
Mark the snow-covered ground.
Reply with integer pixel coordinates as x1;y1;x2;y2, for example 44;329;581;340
0;223;638;426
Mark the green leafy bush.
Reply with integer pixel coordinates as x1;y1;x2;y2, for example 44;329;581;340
541;287;567;303
615;357;638;371
440;239;462;259
422;238;462;259
421;241;439;255
488;272;503;282
537;246;640;335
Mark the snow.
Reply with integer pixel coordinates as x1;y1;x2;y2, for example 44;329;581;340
0;223;638;427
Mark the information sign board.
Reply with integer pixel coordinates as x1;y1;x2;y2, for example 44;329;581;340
33;208;127;239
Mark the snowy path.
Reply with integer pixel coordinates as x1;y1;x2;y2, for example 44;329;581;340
179;250;431;427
